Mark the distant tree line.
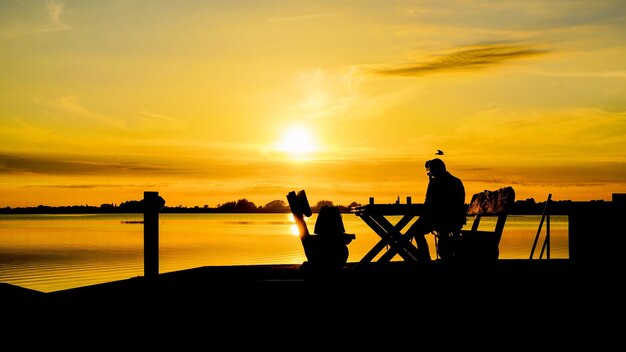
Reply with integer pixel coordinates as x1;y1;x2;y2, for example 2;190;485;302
0;198;358;214
0;197;611;214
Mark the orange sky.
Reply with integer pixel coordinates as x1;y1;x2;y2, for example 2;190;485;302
1;1;626;208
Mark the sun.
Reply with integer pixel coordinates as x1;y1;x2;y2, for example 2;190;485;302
277;126;317;158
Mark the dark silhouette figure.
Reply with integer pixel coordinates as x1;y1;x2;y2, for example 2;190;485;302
436;149;445;155
309;205;350;270
286;190;355;274
405;158;466;263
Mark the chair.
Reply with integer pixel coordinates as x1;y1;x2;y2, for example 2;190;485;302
286;190;355;272
435;186;515;264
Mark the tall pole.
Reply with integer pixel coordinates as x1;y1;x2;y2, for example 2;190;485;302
144;191;164;278
530;194;551;259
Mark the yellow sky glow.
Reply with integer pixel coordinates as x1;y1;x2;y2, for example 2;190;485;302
1;0;626;208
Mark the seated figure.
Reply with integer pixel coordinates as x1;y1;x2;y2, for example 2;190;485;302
287;190;354;273
306;205;350;270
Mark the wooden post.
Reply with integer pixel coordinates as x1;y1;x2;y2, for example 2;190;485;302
613;193;626;208
568;200;612;272
530;194;551;259
144;191;164;278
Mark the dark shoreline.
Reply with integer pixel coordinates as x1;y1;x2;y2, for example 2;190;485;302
0;199;614;215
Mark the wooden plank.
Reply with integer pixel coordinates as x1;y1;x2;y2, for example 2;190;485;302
353;203;421;216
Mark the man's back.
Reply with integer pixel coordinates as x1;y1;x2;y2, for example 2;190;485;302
407;158;466;263
424;170;466;229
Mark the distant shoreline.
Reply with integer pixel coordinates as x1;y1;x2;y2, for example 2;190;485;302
0;199;614;215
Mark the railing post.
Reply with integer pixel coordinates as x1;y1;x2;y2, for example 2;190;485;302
144;191;165;278
568;199;612;272
530;194;551;259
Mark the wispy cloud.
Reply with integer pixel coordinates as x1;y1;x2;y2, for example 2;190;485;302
286;68;363;120
284;66;413;123
43;95;126;128
42;0;70;33
40;97;188;131
372;43;548;77
268;13;342;23
0;152;189;176
36;182;171;191
1;0;70;37
137;111;188;130
532;70;626;79
451;107;626;163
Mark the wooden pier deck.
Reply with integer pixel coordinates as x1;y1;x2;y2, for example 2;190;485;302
1;258;609;307
2;198;622;319
2;259;622;336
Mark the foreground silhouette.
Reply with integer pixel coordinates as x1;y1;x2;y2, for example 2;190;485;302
405;158;466;263
287;190;355;275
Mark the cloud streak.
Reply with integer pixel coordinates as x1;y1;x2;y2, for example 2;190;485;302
0;153;188;176
268;13;342;23
372;43;548;77
42;0;70;33
0;0;70;37
41;95;126;129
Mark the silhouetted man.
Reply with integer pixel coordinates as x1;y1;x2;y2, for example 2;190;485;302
406;158;466;263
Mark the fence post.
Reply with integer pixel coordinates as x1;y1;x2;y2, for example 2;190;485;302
144;191;164;278
568;199;611;272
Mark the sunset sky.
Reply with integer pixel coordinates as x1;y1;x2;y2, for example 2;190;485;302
1;0;625;208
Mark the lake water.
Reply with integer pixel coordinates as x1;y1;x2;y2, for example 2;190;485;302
0;213;567;293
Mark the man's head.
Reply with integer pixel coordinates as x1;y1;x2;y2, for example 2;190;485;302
425;158;446;178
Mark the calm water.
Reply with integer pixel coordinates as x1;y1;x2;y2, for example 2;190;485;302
0;213;567;293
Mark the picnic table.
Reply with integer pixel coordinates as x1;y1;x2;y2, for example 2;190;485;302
352;202;423;268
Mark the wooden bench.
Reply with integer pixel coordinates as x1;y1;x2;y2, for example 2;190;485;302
436;186;515;264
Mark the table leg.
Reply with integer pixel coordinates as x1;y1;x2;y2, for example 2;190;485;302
373;214;421;262
355;213;419;265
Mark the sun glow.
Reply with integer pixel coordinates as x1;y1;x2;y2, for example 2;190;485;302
277;126;316;158
290;224;299;236
288;213;302;236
